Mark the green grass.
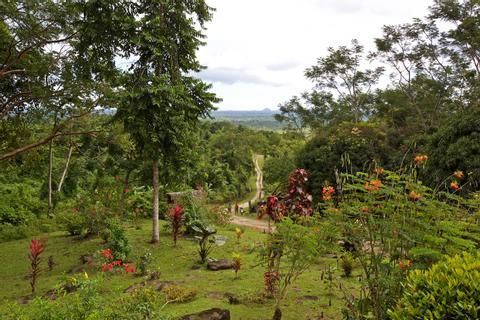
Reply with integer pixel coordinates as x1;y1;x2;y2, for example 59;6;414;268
0;220;360;319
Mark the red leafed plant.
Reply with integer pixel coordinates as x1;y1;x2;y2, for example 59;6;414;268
283;169;313;217
28;239;44;294
169;204;184;246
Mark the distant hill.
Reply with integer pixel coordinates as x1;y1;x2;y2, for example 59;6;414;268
210;109;285;130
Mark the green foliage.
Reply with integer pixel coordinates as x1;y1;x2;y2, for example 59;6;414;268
191;224;218;264
260;217;331;315
423;107;480;192
138;250;152;276
340;253;354;277
0;180;46;225
298;122;397;196
327;166;480;319
389;252;480;320
101;220;131;261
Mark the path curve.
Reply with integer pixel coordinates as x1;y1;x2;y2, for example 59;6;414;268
231;155;271;232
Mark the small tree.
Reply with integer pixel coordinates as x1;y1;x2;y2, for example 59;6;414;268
260;218;328;320
28;239;44;294
232;253;242;279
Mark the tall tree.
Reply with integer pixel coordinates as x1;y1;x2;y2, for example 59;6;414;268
115;0;219;243
305;39;384;123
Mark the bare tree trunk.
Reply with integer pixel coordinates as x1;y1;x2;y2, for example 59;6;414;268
47;139;54;212
57;142;74;192
151;159;160;243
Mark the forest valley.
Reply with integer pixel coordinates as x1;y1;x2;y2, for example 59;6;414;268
1;0;480;319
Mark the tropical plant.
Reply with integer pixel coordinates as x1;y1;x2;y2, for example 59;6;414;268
169;205;184;246
191;224;217;264
28;239;44;294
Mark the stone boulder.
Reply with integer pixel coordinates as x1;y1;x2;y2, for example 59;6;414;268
206;259;233;271
181;308;230;320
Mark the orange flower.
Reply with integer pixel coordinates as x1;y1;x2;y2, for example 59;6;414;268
399;260;405;270
453;170;464;178
450;181;460;191
408;191;421;202
374;167;385;175
361;207;370;213
364;179;382;191
322;186;335;201
414;155;428;163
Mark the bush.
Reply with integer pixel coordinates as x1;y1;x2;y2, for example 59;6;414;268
389;252;480;320
340;253;354;277
0;181;46;225
161;285;197;303
101;220;131;261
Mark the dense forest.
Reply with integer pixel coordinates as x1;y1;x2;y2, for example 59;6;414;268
1;0;480;319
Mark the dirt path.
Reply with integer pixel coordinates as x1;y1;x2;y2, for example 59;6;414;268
231;155;271;232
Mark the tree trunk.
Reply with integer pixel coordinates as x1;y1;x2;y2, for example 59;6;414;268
47;139;54;212
151;159;160;243
57;142;74;192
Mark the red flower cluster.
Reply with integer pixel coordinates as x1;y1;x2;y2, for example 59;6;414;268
101;249;114;260
322;186;335;201
100;248;136;274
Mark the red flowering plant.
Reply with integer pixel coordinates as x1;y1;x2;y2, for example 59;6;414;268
99;248;136;274
28;239;44;294
169;204;184;246
328;162;480;319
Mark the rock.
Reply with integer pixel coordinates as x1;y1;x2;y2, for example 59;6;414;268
206;259;233;271
191;265;202;270
225;293;239;305
80;255;94;264
123;282;146;293
155;280;183;291
180;308;230;320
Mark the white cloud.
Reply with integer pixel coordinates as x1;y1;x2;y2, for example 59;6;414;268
198;0;433;110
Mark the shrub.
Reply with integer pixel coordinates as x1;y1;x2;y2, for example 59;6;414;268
161;285;197;303
340;253;354;277
389;252;480;320
232;253;242;279
57;210;86;236
101;220;131;261
168;205;184;246
138;250;152;276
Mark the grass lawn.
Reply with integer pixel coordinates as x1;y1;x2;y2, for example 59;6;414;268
0;219;360;319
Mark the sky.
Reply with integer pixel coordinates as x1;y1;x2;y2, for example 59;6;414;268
197;0;434;111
